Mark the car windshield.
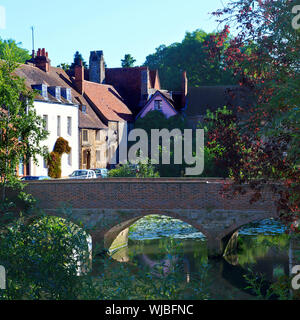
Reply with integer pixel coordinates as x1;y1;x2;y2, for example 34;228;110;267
94;169;107;174
71;171;88;177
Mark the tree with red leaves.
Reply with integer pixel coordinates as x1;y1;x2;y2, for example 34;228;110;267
205;0;299;230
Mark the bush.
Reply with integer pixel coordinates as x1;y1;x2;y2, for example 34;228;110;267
47;137;71;179
0;215;94;299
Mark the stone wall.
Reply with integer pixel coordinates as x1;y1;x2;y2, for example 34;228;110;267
5;178;280;257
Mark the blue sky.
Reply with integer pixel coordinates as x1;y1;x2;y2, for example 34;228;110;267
0;0;228;68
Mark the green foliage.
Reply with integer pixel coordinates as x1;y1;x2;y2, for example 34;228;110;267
108;161;159;178
108;163;136;177
121;54;136;68
56;63;70;72
0;209;210;300
0;38;31;63
135;111;227;177
144;29;235;90
244;268;291;300
0;215;94;300
58;51;87;73
53;137;71;155
0;44;48;202
47;137;71;179
136;159;160;178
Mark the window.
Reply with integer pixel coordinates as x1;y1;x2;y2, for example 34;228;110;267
68;150;72;166
43;115;48;131
57;116;61;136
80;105;87;114
96;130;101;141
19;159;24;176
48;86;61;100
61;88;72;102
67;117;72;136
42;85;48;99
82;130;88;142
32;84;48;100
43;157;47;169
154;100;162;110
96;150;101;162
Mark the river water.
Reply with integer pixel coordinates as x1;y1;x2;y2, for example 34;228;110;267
110;215;290;300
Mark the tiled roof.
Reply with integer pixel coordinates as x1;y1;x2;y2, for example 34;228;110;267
83;81;133;123
186;86;253;116
105;67;161;116
15;63;107;130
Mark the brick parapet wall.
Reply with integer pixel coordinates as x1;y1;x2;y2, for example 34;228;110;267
19;178;278;214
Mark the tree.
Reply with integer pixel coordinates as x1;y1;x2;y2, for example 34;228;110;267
121;54;136;68
0;45;48;203
0;38;31;63
56;63;70;72
144;29;236;90
206;0;300;228
58;51;88;73
71;51;88;69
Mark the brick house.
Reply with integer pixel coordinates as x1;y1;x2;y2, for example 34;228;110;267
73;51;133;167
86;51;187;118
16;48;133;175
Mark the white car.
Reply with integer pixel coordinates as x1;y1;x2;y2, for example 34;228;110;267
69;169;97;179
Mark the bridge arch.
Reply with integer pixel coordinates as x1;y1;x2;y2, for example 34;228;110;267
3;178;280;257
103;211;211;253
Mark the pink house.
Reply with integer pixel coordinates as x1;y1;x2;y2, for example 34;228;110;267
136;90;178;120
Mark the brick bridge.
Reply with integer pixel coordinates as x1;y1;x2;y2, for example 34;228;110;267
16;178;279;257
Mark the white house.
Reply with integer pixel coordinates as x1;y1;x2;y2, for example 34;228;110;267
15;49;80;177
30;100;79;177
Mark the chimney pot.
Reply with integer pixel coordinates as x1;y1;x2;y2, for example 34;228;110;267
34;48;51;72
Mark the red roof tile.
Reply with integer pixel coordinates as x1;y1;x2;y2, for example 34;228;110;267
83;81;133;122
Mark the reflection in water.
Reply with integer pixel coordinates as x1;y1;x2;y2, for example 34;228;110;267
110;215;290;299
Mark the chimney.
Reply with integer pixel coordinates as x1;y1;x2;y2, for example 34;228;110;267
89;50;105;84
74;61;85;94
140;68;149;105
34;48;51;72
182;71;188;108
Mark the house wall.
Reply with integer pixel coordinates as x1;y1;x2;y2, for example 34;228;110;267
139;95;177;119
80;128;108;169
30;101;79;177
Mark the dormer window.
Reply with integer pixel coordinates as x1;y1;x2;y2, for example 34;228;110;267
80;105;87;114
32;84;48;100
61;88;72;102
48;86;61;101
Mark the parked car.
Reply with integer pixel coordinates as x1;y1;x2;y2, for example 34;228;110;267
20;176;51;181
69;170;97;179
92;168;109;178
